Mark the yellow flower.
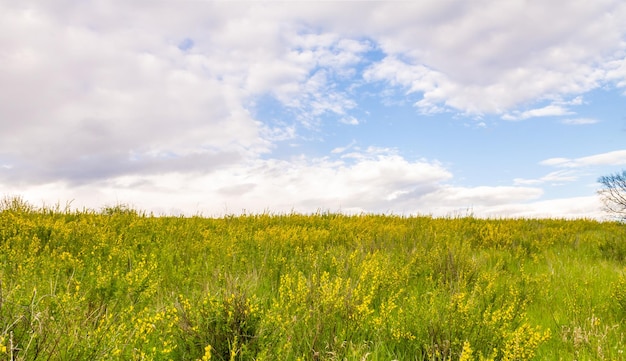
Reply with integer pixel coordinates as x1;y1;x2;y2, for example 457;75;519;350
459;340;473;361
200;344;212;361
0;335;7;354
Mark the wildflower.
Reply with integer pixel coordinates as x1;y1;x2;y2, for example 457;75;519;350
459;340;473;361
200;344;212;361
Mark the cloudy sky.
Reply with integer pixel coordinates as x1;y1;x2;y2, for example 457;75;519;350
2;1;626;218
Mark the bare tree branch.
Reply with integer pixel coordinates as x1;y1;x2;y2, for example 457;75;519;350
597;171;626;219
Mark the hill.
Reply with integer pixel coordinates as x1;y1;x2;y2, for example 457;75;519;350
1;202;625;360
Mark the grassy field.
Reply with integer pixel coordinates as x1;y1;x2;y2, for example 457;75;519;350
0;198;625;360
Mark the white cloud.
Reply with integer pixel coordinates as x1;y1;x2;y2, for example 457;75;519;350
605;56;626;89
0;2;277;185
4;146;606;218
540;150;626;168
561;118;600;125
539;157;572;167
0;1;380;186
502;104;574;121
357;1;626;115
1;143;559;217
2;149;452;215
9;179;603;219
339;116;360;125
513;178;543;186
1;1;624;219
331;140;357;154
514;170;580;185
3;1;625;133
422;186;543;207
363;57;451;114
471;196;605;219
502;96;595;124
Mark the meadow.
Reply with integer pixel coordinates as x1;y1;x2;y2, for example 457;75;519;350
0;198;625;360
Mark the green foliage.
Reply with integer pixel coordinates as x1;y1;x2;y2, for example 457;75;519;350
0;201;625;360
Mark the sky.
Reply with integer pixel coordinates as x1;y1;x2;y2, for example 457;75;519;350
1;1;626;218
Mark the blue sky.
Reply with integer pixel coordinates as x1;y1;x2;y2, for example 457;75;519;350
1;1;626;218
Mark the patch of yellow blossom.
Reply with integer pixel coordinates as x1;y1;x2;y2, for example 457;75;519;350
199;344;212;361
459;340;473;361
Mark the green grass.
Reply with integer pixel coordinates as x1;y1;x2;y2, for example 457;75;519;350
0;198;625;360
